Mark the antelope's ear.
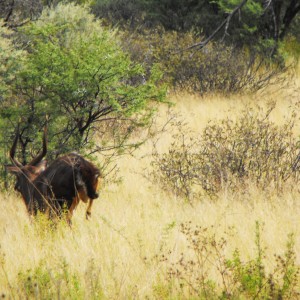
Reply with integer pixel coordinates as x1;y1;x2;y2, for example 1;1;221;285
95;171;102;180
5;165;20;174
34;160;47;174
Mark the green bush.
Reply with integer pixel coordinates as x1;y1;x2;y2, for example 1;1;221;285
151;106;300;199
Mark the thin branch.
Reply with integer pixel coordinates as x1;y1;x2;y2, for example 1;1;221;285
4;0;15;23
186;0;248;51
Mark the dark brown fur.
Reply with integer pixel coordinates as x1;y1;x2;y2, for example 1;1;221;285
6;128;100;223
33;153;100;221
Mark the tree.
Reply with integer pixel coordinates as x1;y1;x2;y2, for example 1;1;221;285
192;0;300;56
0;3;166;167
0;21;24;98
0;22;26;184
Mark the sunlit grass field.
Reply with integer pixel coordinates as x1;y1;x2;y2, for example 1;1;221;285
0;75;299;298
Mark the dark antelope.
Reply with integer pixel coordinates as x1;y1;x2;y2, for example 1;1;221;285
6;127;101;224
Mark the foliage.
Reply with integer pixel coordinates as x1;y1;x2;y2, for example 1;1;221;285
155;221;300;299
92;0;300;60
122;29;288;95
0;3;166;171
13;260;103;299
92;0;218;33
0;0;43;29
0;22;24;99
214;0;300;57
142;0;218;32
91;0;144;28
216;0;263;39
0;0;91;27
151;106;300;200
2;0;300;67
90;0;245;34
280;36;300;62
0;22;26;186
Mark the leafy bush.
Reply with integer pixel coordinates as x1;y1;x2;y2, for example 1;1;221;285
151;107;300;199
155;221;300;299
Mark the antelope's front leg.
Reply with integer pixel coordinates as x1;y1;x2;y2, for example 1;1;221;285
86;199;93;220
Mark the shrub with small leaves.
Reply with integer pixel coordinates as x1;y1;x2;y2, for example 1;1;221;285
151;106;300;199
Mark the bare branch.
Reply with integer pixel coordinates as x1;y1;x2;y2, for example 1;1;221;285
4;0;15;23
186;0;248;51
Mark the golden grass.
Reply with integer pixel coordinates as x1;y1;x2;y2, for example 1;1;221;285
0;79;299;298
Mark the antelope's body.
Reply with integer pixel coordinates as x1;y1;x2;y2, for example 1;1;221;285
32;153;100;220
6;127;101;224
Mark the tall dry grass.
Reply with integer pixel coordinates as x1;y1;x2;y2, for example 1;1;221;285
0;75;299;298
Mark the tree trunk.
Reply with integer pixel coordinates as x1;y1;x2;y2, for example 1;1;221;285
280;0;300;40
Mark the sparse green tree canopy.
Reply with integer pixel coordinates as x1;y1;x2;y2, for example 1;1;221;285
0;22;23;99
0;3;165;165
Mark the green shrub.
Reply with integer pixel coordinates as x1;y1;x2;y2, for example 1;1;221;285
16;261;84;299
151;106;300;199
2;260;104;299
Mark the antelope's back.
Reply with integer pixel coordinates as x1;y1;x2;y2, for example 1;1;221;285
35;153;100;203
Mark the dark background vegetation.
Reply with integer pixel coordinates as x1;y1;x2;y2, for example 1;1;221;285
0;0;300;187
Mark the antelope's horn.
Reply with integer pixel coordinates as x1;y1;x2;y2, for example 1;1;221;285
29;126;48;166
